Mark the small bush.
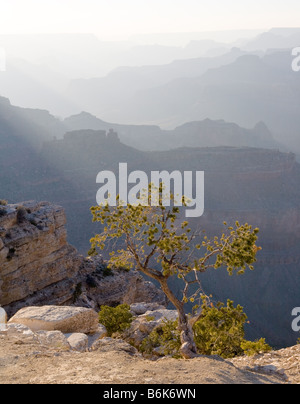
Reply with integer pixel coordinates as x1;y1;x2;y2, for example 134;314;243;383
193;299;247;358
98;304;133;337
0;200;8;206
193;298;272;359
138;299;272;359
140;319;181;358
241;338;272;356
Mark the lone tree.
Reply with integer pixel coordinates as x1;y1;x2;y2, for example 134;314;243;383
90;186;260;359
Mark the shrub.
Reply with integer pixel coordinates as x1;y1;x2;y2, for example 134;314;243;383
137;299;272;359
0;200;8;206
140;319;181;358
193;298;272;359
193;299;247;358
98;304;133;337
241;338;272;356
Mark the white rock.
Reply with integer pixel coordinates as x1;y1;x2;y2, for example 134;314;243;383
36;330;70;351
261;365;278;373
87;324;108;348
8;306;99;334
66;333;89;352
4;323;37;342
130;303;166;316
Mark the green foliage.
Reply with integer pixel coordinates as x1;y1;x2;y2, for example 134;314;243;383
193;298;271;358
87;247;98;257
240;338;272;356
90;185;261;294
98;304;133;337
90;184;262;358
193;299;247;358
140;319;181;358
139;301;271;359
0;200;8;206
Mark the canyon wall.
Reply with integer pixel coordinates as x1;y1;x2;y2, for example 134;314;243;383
0;201;166;317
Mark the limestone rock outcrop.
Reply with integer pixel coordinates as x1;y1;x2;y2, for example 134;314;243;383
0;201;82;315
8;306;99;334
1;304;136;355
0;201;167;316
76;257;168;310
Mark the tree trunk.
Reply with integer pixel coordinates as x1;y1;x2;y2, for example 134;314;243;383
159;278;198;359
138;266;199;359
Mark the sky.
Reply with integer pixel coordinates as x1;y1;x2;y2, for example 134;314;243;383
0;0;300;40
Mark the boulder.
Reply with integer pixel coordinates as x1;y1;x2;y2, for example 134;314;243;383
36;330;71;351
130;302;166;316
0;323;37;342
66;333;89;352
8;306;99;334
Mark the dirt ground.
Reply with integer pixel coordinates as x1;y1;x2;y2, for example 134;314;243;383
0;335;287;385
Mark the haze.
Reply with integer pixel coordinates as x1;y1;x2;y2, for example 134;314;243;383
1;0;300;39
1;0;300;351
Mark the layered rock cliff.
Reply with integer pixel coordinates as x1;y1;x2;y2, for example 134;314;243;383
0;201;167;316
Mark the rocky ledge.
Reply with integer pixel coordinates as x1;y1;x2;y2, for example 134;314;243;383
0;304;297;384
1;303;177;354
